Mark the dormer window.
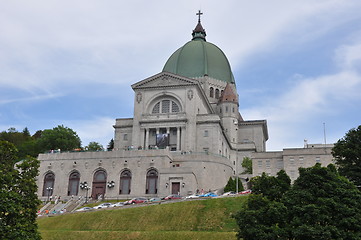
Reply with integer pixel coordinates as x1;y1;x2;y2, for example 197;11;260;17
210;87;214;98
215;89;220;99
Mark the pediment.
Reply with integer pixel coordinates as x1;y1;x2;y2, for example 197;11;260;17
132;72;198;90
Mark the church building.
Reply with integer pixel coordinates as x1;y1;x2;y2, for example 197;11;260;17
37;12;332;201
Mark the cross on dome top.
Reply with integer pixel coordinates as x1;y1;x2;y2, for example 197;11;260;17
196;10;203;23
192;10;206;41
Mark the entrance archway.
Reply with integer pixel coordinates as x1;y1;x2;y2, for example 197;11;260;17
146;169;158;194
42;172;55;196
92;170;107;200
119;169;131;195
68;171;80;196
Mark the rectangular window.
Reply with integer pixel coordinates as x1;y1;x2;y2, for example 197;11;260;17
277;160;283;169
299;157;304;165
266;160;271;168
315;157;321;163
123;134;128;141
290;170;296;179
204;130;209;137
162;100;170;113
258;160;262;168
289;157;294;166
171;101;179;112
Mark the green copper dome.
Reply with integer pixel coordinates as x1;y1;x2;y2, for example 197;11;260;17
162;16;235;83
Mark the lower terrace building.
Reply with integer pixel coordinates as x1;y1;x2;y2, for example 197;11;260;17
251;143;334;182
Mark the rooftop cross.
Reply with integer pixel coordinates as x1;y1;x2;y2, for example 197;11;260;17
196;10;203;23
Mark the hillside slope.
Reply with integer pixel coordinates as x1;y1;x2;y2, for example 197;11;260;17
38;196;247;240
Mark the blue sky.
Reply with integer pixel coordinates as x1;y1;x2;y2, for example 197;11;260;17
1;1;361;151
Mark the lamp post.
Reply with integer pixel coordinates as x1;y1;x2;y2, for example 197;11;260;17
80;182;90;203
234;119;239;194
46;186;53;202
107;181;115;188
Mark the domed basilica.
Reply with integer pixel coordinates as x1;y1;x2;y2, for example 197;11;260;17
37;12;333;201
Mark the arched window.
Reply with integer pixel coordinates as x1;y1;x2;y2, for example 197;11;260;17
215;89;220;99
68;171;80;196
210;87;214;98
42;172;55;196
92;170;107;199
146;169;158;194
152;99;180;114
94;170;106;182
119;169;132;194
152;102;160;113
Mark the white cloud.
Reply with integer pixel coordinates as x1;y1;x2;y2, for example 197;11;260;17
1;0;361;152
243;51;361;150
335;42;361;70
0;92;63;105
65;117;115;148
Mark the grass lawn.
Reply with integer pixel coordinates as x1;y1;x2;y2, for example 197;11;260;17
38;196;247;240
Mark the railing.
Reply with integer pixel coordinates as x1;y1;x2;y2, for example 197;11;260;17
172;151;228;159
41;148;229;159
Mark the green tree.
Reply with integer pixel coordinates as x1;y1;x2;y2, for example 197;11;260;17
85;141;104;151
234;194;288;240
250;170;290;201
37;125;81;152
235;164;361;240
0;141;41;239
283;164;361;240
332;125;361;188
241;157;253;174
32;130;42;139
107;138;114;151
0;128;26;147
22;127;31;137
224;177;244;193
0;127;40;160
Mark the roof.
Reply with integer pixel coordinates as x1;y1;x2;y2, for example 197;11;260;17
219;83;238;104
162;15;235;83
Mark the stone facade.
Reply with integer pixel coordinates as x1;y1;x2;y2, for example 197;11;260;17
37;70;268;201
252;143;335;182
36;17;334;202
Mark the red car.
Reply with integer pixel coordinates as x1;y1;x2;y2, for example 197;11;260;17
239;190;252;195
163;194;182;200
124;197;148;205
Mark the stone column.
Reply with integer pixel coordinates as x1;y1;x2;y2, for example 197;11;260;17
176;127;181;151
145;128;149;149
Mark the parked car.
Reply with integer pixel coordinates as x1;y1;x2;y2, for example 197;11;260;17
185;194;200;199
93;202;113;209
75;207;93;212
239;190;252;194
145;197;162;204
111;202;124;207
124;197;148;205
222;191;236;196
163;194;182;200
199;192;218;197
